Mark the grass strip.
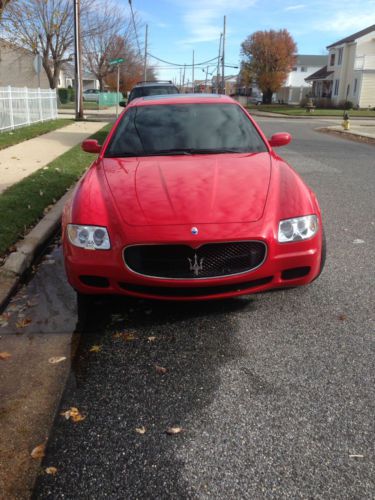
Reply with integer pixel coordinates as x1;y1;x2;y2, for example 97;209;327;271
0;124;111;256
247;105;375;117
0;119;73;151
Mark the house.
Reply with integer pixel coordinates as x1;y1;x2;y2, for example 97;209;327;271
0;39;50;88
59;63;99;91
276;55;327;104
306;24;375;107
211;75;239;95
0;40;99;91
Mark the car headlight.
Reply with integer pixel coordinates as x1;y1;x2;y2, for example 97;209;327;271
278;215;318;243
67;224;111;250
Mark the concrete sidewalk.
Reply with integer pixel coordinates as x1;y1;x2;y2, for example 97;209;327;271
0;120;108;194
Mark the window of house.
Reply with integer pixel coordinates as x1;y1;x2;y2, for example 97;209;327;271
292;67;297;71
338;48;343;65
334;79;340;96
353;78;358;94
330;53;335;66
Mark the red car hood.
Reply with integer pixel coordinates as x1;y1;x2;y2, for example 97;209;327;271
103;153;271;226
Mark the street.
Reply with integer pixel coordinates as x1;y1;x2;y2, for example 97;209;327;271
2;117;374;498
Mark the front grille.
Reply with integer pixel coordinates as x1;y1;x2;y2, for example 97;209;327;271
124;241;266;279
119;277;273;297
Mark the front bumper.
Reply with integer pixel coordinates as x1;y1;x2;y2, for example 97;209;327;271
63;224;322;301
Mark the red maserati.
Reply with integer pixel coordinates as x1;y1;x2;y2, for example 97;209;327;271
62;94;325;306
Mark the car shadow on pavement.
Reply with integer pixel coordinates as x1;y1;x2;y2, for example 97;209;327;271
33;295;253;498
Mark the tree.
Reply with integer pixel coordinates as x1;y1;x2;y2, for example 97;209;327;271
0;0;13;21
241;29;297;104
82;4;133;91
3;0;101;89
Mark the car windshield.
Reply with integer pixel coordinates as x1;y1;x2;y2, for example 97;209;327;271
105;103;267;157
129;86;178;101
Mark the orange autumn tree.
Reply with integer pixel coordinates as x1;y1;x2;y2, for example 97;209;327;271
241;29;297;104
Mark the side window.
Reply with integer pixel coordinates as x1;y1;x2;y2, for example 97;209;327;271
334;79;340;96
330;53;335;67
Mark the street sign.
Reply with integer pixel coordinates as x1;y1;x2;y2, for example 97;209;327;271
108;57;124;66
33;54;43;75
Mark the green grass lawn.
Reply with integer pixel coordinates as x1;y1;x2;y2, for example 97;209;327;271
0;124;111;257
58;101;104;110
0;119;73;151
247;104;375;117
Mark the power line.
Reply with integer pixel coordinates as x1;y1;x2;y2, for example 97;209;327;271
147;52;219;68
128;0;142;58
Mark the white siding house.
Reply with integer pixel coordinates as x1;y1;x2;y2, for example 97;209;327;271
276;55;327;104
306;25;375;108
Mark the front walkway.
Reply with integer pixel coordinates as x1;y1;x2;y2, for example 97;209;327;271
0;120;108;194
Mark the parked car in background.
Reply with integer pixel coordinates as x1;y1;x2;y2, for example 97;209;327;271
82;89;100;102
127;81;179;103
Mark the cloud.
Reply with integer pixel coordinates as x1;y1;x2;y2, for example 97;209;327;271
313;12;375;33
284;4;305;11
173;0;257;44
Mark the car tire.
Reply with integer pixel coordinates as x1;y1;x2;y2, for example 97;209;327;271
319;229;327;275
313;229;326;281
76;292;93;330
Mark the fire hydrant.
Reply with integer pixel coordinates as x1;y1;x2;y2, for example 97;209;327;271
342;111;350;130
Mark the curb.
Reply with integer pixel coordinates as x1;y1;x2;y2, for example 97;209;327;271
0;188;74;311
316;127;375;144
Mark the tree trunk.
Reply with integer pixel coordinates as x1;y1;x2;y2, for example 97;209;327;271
263;89;273;104
98;77;104;91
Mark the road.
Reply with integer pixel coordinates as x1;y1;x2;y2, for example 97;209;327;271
2;117;375;498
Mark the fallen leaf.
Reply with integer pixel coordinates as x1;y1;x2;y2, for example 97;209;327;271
60;407;86;422
155;365;167;375
31;444;45;459
16;318;32;329
112;332;138;341
39;190;44;196
166;426;184;435
353;239;365;244
0;352;11;360
135;426;146;434
338;314;347;321
45;466;58;475
48;356;66;364
147;336;157;342
26;300;37;308
0;313;11;327
89;345;102;353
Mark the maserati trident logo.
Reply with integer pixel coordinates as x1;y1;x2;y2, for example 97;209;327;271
188;254;204;276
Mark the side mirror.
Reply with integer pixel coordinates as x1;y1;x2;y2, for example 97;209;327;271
82;139;101;154
119;100;127;107
268;133;291;148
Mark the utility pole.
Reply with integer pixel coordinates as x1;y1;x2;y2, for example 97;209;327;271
192;50;195;93
143;24;148;81
204;66;209;92
216;33;222;93
74;0;83;120
221;15;226;95
182;64;186;91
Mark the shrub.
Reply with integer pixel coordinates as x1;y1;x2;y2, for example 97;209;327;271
58;88;69;104
338;100;353;110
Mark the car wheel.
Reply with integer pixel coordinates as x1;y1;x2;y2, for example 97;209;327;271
76;292;93;329
313;229;326;281
319;229;327;275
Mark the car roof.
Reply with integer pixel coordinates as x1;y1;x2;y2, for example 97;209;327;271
127;93;236;107
132;81;176;88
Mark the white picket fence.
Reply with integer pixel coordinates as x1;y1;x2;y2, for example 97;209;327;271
0;86;58;132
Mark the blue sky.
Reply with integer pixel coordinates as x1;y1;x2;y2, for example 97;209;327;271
122;0;375;83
